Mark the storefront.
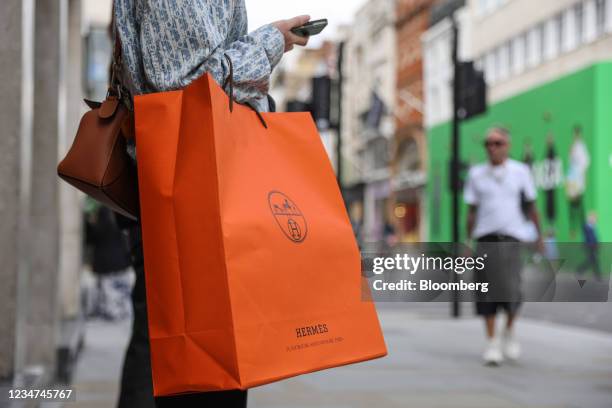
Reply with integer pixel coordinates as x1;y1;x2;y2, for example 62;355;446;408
392;133;427;242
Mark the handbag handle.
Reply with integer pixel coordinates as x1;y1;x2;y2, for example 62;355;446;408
223;54;268;129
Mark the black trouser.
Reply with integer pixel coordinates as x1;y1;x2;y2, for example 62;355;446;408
117;223;248;408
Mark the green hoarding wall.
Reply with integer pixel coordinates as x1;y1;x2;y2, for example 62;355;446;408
426;62;612;244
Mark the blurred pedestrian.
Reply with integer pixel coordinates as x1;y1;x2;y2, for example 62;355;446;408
577;211;601;281
464;127;543;365
112;1;311;407
383;221;398;249
543;228;559;261
85;206;133;321
566;125;590;238
543;133;558;225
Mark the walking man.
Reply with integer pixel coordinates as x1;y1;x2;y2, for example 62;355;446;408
464;127;543;365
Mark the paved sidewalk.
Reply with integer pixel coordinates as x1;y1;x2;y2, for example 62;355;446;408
65;306;612;408
65;320;130;408
251;306;612;408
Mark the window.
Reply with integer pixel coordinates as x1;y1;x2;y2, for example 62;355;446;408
530;25;544;66
596;0;606;36
498;44;510;80
538;23;547;60
524;31;532;67
507;43;514;77
584;0;598;43
543;19;557;60
555;13;565;53
575;2;585;46
485;51;496;84
511;35;525;74
506;41;513;72
562;9;576;52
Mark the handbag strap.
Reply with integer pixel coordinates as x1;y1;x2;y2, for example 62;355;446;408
109;17;135;140
110;20;131;109
223;54;268;129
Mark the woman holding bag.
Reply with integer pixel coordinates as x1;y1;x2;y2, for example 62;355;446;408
112;1;310;406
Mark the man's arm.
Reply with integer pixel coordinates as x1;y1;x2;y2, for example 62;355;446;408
527;201;545;252
526;202;541;237
521;165;544;251
463;167;478;241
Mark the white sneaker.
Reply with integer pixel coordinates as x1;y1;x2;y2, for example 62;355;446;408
502;330;521;361
483;337;504;366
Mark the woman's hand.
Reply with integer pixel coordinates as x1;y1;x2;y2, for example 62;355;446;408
272;15;311;52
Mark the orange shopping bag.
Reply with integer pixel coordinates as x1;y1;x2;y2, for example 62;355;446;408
134;73;386;396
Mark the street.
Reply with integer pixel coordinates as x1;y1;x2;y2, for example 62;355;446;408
64;303;612;408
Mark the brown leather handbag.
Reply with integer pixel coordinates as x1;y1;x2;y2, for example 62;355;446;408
57;36;139;220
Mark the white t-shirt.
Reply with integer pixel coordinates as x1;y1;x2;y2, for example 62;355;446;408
463;159;537;242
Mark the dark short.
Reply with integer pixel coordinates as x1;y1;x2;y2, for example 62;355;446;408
475;301;522;316
474;233;524;317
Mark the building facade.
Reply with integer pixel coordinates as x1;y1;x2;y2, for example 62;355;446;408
342;0;398;244
424;0;612;245
391;0;437;242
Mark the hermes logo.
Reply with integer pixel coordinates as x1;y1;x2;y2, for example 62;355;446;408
295;323;328;338
268;191;307;243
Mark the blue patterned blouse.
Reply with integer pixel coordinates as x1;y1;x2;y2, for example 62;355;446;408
113;0;285;113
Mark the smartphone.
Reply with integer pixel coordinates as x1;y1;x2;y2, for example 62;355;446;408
291;19;328;37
